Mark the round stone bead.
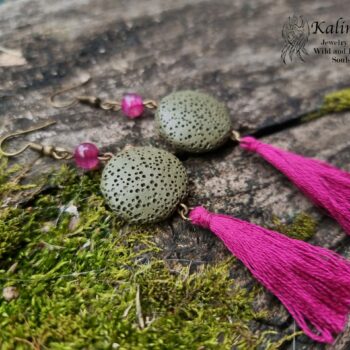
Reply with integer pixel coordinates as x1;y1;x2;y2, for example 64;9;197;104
121;93;144;118
74;143;100;170
100;147;187;224
155;90;231;153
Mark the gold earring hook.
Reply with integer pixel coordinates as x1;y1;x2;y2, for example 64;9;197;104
0;121;56;157
49;74;92;108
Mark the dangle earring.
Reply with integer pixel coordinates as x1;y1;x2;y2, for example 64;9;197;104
49;75;157;118
2;121;350;344
51;81;350;235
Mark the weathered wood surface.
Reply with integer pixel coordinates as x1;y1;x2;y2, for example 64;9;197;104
1;0;350;348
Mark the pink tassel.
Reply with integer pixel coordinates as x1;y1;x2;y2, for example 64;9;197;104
240;136;350;235
189;206;350;343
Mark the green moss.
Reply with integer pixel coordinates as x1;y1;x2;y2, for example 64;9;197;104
303;87;350;122
271;213;317;241
0;158;301;349
0;157;36;197
321;88;350;114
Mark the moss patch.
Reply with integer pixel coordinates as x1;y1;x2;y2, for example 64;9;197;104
271;213;317;241
0;159;311;349
303;87;350;122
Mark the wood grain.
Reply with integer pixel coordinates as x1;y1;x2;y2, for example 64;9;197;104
1;0;350;348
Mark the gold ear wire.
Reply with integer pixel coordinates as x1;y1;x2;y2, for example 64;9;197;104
0;121;57;157
49;75;92;108
0;121;73;160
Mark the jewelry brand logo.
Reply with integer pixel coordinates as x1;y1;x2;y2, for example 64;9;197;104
281;15;310;64
281;16;350;64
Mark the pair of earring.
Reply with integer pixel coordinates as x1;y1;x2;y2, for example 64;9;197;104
50;77;350;235
2;80;350;344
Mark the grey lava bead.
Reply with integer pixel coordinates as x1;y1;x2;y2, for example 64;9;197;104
100;147;187;224
155;90;231;153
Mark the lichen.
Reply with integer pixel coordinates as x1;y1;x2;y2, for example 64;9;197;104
0;158;304;349
303;87;350;122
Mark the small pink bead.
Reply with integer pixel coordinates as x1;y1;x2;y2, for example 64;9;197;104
74;143;100;170
121;93;144;118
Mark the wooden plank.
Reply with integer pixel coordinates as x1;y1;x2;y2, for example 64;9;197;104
1;0;350;348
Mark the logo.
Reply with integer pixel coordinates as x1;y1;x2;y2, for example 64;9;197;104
281;15;310;64
281;16;350;64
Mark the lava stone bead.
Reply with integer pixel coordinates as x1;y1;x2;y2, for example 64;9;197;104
100;147;187;224
155;90;232;153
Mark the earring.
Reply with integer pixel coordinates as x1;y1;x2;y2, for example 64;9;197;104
51;82;350;236
1;122;350;343
49;75;157;118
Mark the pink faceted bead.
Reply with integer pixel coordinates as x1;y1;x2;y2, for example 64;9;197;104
74;143;100;170
121;93;144;118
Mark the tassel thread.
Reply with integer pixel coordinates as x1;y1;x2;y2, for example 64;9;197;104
240;136;350;235
189;206;350;343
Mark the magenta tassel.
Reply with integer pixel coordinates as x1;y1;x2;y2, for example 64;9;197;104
240;136;350;235
189;206;350;343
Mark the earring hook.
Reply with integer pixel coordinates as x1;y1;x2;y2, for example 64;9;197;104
0;121;56;157
49;74;92;108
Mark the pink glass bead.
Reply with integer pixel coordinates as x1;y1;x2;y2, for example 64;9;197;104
74;143;100;170
121;93;144;118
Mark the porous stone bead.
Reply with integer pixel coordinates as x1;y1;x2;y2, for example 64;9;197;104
155;90;232;153
100;147;187;224
121;93;144;118
74;143;100;170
